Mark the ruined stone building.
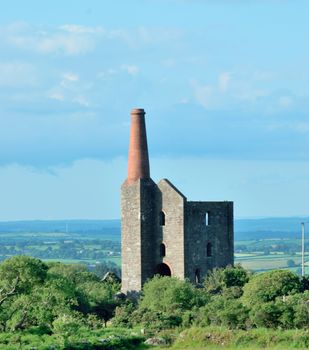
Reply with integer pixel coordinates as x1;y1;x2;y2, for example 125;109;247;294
121;108;234;293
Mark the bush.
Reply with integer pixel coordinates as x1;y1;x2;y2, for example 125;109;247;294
204;265;251;295
278;291;309;329
249;302;282;328
112;302;137;328
196;296;250;329
242;270;302;306
140;276;202;313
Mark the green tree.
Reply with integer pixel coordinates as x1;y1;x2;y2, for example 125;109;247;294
112;301;137;328
80;280;120;326
140;276;203;313
0;256;48;296
204;265;251;295
249;301;282;328
31;275;83;328
278;291;309;329
198;295;250;329
47;263;98;285
242;270;302;307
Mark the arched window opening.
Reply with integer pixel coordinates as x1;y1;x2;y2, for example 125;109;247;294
205;212;210;226
207;242;212;257
159;211;165;226
160;243;166;257
195;268;201;284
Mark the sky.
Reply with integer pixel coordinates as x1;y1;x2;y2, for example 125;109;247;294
0;0;308;220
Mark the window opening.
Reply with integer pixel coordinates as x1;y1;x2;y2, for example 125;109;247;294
195;268;201;284
160;243;166;257
207;242;212;257
159;211;165;226
205;212;209;226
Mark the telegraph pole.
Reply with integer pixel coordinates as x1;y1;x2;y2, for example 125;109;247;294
301;222;305;277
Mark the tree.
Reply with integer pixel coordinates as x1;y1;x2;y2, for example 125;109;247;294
31;275;83;328
94;261;121;279
140;276;203;313
0;256;48;295
277;291;309;329
198;295;250;329
47;263;98;285
249;301;282;328
204;265;251;295
242;270;302;307
80;280;120;326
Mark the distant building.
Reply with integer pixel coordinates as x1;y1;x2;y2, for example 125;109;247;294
121;108;234;294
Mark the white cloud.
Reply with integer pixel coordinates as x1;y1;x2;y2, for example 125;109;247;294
62;72;79;83
59;24;103;34
191;79;214;108
236;88;269;102
294;123;309;133
47;71;92;107
48;92;65;101
97;69;118;80
161;58;176;68
218;72;231;92
2;22;98;56
9;33;96;56
278;96;293;108
73;95;90;107
121;64;139;75
0;61;37;87
253;70;274;81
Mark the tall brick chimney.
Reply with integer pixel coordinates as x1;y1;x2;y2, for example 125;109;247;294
127;108;150;184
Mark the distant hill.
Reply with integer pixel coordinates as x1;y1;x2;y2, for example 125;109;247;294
0;217;308;241
234;217;309;240
0;220;120;235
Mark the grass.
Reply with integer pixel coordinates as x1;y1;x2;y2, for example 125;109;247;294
0;327;146;350
161;327;309;350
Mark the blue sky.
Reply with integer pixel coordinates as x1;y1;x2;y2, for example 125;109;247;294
0;0;308;220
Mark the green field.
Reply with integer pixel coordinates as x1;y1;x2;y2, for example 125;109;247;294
235;251;308;274
0;227;308;275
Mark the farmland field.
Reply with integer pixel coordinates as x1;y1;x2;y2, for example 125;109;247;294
0;219;308;275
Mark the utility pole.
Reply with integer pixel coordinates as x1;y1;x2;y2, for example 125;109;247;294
301;222;305;277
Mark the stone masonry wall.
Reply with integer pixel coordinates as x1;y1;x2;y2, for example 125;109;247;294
184;201;234;283
157;179;186;279
121;178;157;293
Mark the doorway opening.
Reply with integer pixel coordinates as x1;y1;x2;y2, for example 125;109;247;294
155;263;171;276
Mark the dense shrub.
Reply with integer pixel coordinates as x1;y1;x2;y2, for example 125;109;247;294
204;264;251;295
196;296;250;329
112;301;137;328
278;291;309;329
0;257;120;333
242;270;302;306
140;275;205;313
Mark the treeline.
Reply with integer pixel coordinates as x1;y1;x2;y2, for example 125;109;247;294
235;241;308;255
0;256;135;349
0;239;121;262
0;256;308;349
114;266;309;332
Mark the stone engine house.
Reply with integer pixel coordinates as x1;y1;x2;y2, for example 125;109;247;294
121;108;234;293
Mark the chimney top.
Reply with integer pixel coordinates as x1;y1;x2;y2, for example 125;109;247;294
126;108;150;185
131;108;145;115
